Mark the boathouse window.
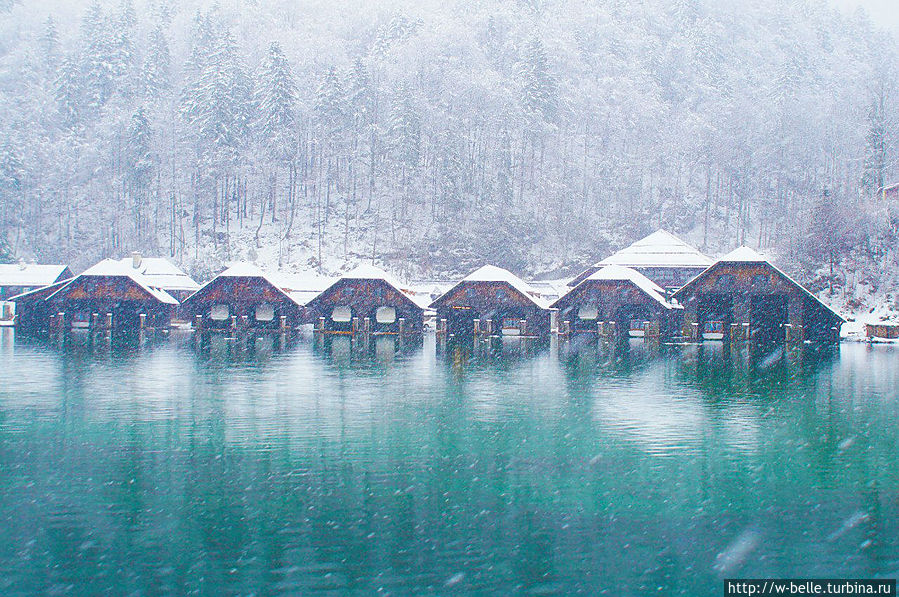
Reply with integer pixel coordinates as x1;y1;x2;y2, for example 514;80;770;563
210;304;229;321
376;306;396;324
577;304;598;320
255;304;275;322
331;306;352;322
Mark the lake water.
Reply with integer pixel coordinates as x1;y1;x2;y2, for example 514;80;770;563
0;328;897;596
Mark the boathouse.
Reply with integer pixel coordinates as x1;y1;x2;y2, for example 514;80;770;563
0;263;73;324
8;279;74;332
672;247;844;344
568;229;711;291
304;265;426;335
430;265;552;338
552;265;682;339
44;259;179;332
180;263;322;332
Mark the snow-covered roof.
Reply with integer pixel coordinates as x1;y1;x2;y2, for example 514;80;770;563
116;257;200;292
275;271;337;307
187;263;331;307
49;259;179;305
599;230;712;268
0;264;70;288
583;265;678;309
432;265;551;309
673;247;844;322
718;246;767;262
313;264;430;309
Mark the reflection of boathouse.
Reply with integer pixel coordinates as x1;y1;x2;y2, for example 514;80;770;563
672;247;844;344
181;263;323;333
553;265;682;339
568;229;711;291
304;265;426;335
430;265;551;338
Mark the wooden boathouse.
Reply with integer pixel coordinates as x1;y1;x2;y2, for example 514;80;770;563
569;229;711;291
0;264;73;325
43;259;179;333
9;279;74;333
672;247;844;344
180;263;326;333
430;265;552;338
304;264;426;336
553;265;682;340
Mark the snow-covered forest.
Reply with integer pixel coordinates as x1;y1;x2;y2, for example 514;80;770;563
0;0;896;287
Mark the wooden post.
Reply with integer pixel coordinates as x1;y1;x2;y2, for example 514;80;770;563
90;312;98;333
742;323;750;342
485;319;492;336
608;321;616;338
240;315;249;330
519;319;527;337
279;315;287;334
59;312;67;334
105;312;113;331
317;316;326;333
473;318;481;337
352;316;360;334
363;317;371;334
139;313;146;331
195;314;203;332
691;322;699;340
398;317;405;337
439;318;447;336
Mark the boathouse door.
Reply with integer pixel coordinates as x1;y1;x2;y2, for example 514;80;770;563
448;307;478;337
750;294;788;345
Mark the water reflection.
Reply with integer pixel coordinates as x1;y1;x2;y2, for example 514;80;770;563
0;335;896;596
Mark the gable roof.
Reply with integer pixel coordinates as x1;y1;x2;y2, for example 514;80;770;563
430;265;551;310
672;246;844;322
47;259;179;305
115;257;200;292
184;263;333;307
0;264;71;288
308;264;429;310
554;265;678;310
568;229;711;287
599;230;712;269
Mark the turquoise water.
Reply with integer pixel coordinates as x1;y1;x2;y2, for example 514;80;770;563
0;328;897;596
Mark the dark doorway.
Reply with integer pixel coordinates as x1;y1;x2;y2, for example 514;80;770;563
697;293;733;340
750;294;788;345
447;307;479;337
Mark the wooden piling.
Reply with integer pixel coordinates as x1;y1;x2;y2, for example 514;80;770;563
363;317;371;334
352;316;360;334
485;319;492;336
473;318;481;337
398;317;405;337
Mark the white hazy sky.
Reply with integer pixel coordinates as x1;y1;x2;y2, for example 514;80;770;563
830;0;899;30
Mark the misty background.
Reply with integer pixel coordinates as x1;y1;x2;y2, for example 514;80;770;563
0;0;896;302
